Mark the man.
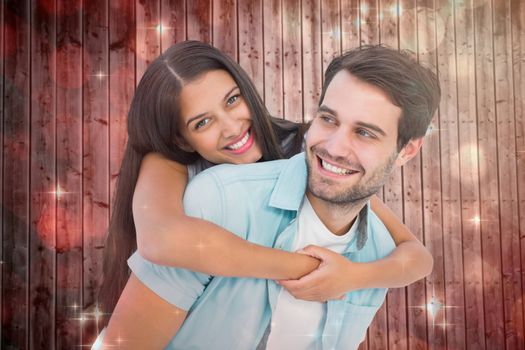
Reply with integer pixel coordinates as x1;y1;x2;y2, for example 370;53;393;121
103;45;440;349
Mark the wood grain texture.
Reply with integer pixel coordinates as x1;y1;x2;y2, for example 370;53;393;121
386;1;409;349
456;0;485;348
212;0;237;60
263;0;283;117
513;0;525;346
282;0;302;122
436;1;467;349
3;2;31;349
238;0;264;97
29;0;57;348
1;2;523;348
494;0;524;348
136;0;160;83
301;0;322;121
83;0;110;344
161;0;186;51
0;1;4;343
474;1;505;348
55;0;84;347
187;0;211;42
321;0;341;74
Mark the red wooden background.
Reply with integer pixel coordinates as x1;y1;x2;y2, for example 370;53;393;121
1;0;524;349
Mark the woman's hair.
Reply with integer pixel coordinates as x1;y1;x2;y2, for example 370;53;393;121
98;41;305;324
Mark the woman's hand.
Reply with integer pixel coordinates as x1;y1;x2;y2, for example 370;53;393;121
278;245;359;302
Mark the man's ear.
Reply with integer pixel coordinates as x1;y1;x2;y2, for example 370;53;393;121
174;135;195;153
395;137;424;167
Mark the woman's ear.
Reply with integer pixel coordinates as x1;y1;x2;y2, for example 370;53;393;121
173;135;195;153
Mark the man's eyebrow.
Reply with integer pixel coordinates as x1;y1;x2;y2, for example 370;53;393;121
317;105;337;116
355;121;387;137
185;86;239;127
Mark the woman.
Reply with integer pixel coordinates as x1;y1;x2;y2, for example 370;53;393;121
98;41;432;348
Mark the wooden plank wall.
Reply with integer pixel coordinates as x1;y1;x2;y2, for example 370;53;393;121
1;0;523;349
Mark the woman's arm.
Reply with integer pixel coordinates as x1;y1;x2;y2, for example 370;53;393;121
101;274;187;349
279;195;433;301
134;153;319;280
366;195;434;285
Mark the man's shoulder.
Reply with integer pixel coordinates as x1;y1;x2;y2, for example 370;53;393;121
183;158;291;210
184;153;307;219
194;158;290;187
364;209;396;254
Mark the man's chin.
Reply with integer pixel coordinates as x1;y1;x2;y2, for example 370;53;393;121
307;179;377;206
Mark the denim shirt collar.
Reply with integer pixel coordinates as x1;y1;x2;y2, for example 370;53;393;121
269;152;369;252
268;152;308;212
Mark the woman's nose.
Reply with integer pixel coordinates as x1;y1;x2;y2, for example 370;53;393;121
219;113;243;139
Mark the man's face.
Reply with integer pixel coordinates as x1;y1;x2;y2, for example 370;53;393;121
305;71;408;205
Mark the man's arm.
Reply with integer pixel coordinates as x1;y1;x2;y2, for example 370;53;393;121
101;274;187;350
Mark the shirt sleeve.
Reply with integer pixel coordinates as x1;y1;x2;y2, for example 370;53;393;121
128;252;211;311
128;170;225;311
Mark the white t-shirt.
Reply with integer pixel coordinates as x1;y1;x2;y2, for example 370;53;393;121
265;197;358;350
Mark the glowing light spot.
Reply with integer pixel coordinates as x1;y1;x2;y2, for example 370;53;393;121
68;302;81;310
55;185;64;199
400;7;446;54
435;320;454;329
469;215;482;224
75;314;88;323
426;296;444;318
93;71;107;80
360;3;369;15
426;124;434;136
92;306;104;323
458;143;487;182
154;23;173;35
456;0;490;9
389;4;403;16
322;28;342;41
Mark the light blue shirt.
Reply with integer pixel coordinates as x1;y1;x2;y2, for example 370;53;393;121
128;152;395;350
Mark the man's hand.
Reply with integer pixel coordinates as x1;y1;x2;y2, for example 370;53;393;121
278;245;362;302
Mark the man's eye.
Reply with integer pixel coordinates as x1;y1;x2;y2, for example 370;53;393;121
357;129;374;138
319;115;335;124
195;118;211;130
226;94;240;106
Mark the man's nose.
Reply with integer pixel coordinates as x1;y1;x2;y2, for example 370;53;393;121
324;129;355;159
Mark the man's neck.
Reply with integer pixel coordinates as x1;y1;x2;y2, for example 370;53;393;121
305;192;368;236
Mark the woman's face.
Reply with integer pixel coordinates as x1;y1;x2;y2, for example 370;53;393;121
178;69;263;165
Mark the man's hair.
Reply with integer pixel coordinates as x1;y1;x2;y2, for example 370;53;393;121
319;45;441;149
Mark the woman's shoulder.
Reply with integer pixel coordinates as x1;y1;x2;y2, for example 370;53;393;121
141;152;188;176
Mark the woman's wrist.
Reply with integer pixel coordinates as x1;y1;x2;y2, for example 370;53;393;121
284;253;320;280
342;259;372;291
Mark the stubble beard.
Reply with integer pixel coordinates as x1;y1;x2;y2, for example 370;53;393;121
306;150;398;212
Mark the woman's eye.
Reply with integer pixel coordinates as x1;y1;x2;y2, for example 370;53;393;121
194;118;211;130
226;94;240;106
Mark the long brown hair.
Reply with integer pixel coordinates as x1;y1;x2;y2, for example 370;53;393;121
98;41;305;323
